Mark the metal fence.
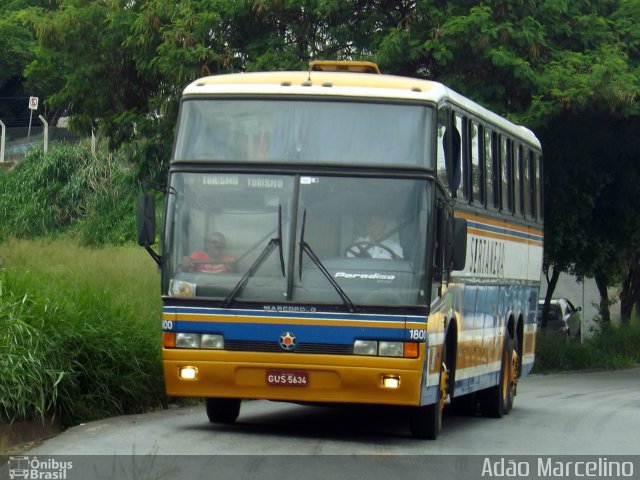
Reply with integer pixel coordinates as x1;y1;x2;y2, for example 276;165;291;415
0;123;81;165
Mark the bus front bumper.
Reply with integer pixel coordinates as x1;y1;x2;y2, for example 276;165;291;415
163;349;424;406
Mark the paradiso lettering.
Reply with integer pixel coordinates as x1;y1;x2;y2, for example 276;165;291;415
468;236;505;277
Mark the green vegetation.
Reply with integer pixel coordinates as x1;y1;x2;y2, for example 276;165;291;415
0;142;164;433
0;143;138;246
532;316;640;373
0;239;163;427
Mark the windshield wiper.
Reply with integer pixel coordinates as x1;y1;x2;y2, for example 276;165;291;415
299;210;357;313
222;206;285;308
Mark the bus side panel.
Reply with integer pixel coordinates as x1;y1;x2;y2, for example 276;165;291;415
418;295;449;406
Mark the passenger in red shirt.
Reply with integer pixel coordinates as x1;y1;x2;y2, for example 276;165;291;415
181;232;236;273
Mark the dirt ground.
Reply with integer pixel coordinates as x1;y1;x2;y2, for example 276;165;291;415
0;419;62;454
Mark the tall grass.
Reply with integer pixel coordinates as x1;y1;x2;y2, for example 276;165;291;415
532;316;640;373
0;143;138;246
0;239;163;426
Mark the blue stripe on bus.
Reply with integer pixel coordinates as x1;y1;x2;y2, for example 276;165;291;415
454;370;500;397
171;320;406;344
163;305;426;323
466;220;543;242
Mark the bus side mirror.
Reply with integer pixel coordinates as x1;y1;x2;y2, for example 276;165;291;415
137;192;162;266
452;218;467;271
137;192;156;246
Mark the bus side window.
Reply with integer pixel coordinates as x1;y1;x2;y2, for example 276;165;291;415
456;113;468;201
471;122;483;206
528;150;536;219
519;145;528;217
484;128;496;208
500;136;512;213
437;108;461;197
535;154;544;221
514;143;522;216
437;111;448;188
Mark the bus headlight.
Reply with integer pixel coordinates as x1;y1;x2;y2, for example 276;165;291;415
169;279;196;297
379;341;404;357
201;334;224;349
171;333;224;350
354;340;378;356
176;333;200;348
353;340;419;358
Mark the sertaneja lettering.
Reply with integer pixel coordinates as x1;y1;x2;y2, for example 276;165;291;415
469;237;505;276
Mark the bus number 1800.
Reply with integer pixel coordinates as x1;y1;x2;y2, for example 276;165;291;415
409;329;427;341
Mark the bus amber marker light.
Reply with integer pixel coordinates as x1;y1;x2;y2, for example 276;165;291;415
163;332;176;348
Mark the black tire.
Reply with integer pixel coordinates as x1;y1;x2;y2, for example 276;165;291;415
479;336;515;418
410;402;441;440
410;344;447;439
206;398;241;424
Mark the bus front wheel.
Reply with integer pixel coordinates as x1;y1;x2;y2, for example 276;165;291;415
410;346;448;439
206;398;241;424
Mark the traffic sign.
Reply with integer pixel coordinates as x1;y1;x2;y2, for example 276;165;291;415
28;96;39;110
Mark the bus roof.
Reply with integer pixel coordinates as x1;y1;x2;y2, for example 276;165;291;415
183;70;541;149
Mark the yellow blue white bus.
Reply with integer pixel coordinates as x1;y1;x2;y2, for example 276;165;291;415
137;60;543;439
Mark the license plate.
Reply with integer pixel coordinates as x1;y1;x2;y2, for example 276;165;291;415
266;370;309;387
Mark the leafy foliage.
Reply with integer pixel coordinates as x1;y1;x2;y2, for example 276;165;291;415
0;143;138;245
533;316;640;373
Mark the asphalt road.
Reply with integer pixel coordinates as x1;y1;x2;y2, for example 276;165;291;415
4;368;638;480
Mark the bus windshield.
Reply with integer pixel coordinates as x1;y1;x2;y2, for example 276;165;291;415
174;99;433;167
165;173;431;307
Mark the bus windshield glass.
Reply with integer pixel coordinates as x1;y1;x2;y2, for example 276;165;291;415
165;173;431;307
174;99;433;167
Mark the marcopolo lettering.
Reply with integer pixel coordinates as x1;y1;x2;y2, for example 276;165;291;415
264;306;317;312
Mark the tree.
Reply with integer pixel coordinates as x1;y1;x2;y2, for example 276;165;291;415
538;111;640;322
0;1;60;125
0;8;36;125
371;0;640;322
13;0;640;319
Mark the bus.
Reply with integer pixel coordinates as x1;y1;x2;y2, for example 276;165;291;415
137;60;543;439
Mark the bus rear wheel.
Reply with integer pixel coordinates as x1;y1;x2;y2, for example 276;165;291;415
479;336;515;418
206;398;241;424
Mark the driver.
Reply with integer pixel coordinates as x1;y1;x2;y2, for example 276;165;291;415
181;232;236;273
347;215;403;259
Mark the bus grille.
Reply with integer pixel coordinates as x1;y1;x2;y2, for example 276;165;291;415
224;340;353;355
